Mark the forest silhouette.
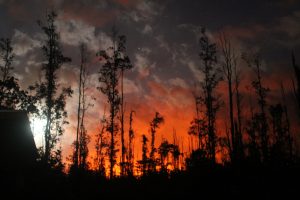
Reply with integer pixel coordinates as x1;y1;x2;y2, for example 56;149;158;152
0;10;300;199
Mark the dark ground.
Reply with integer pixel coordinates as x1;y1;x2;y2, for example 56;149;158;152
1;162;299;200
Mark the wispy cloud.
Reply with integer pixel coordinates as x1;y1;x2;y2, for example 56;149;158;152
56;19;112;52
12;30;41;56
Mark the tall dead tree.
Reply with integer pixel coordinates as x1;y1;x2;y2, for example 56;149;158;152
73;44;87;169
78;57;91;170
234;58;244;161
71;43;91;171
118;35;133;176
219;33;236;163
198;28;222;164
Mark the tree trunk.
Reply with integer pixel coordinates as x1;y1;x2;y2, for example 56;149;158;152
120;68;125;176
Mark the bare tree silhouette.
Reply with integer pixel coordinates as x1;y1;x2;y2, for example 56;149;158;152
118;34;133;177
72;43;88;170
219;33;236;163
233;55;244;163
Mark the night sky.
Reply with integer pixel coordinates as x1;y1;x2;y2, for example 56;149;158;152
1;0;300;165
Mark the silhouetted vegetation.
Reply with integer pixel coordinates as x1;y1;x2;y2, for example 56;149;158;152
94;109;109;177
0;38;36;112
243;52;270;163
219;33;242;165
70;43;91;175
127;110;135;176
196;28;222;165
97;27;133;179
30;11;72;167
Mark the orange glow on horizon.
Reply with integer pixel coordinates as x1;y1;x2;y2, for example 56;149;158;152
57;66;299;175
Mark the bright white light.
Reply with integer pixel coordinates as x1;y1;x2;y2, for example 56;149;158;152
31;117;47;147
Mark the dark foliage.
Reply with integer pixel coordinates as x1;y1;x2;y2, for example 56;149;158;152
0;38;37;112
31;11;72;167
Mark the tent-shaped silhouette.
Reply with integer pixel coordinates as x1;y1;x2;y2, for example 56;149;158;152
0;110;37;172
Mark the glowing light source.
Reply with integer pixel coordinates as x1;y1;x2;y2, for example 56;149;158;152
31;117;47;146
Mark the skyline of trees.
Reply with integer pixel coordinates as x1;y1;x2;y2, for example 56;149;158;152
1;10;300;178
